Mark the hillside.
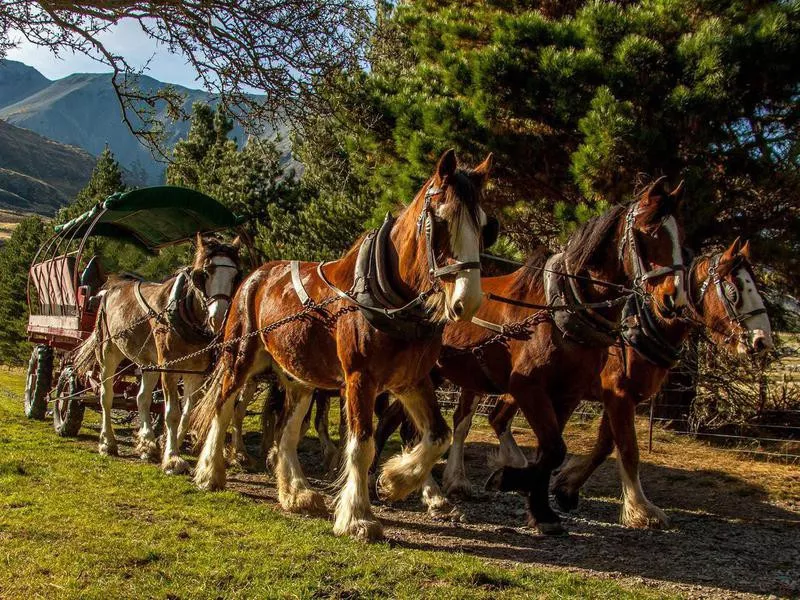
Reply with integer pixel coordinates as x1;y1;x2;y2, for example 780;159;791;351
0;60;49;107
0;60;281;184
0;119;95;214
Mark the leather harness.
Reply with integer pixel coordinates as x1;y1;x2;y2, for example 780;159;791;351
291;183;483;340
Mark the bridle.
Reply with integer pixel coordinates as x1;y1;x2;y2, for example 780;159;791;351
317;180;486;319
687;253;767;347
618;204;686;292
417;183;482;280
190;256;242;325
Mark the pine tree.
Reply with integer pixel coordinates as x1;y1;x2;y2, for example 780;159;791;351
167;103;303;259
0;216;48;364
295;0;800;290
59;146;126;221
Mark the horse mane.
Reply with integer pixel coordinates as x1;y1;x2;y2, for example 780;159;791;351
508;247;549;296
564;204;626;274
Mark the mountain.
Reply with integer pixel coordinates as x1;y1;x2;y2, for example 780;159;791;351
0;60;49;107
0;119;95;214
0;60;278;185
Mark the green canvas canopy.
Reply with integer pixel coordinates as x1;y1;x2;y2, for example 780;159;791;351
54;186;243;249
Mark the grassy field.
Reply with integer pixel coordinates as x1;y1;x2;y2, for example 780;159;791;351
0;370;671;600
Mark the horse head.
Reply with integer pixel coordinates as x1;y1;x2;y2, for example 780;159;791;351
624;176;688;317
691;238;774;355
191;233;243;333
417;148;494;322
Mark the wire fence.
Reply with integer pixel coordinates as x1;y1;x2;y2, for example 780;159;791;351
434;334;800;465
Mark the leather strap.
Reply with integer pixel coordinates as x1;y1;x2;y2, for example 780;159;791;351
291;260;311;306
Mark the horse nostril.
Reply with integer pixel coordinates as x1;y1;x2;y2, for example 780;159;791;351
453;300;465;317
753;337;766;353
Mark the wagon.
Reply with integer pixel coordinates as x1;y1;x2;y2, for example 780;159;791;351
23;186;245;436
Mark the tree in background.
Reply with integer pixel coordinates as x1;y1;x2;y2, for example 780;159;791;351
293;0;800;292
167;103;304;260
0;216;47;364
58;146;124;222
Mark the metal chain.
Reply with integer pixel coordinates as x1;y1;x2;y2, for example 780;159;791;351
137;296;355;372
441;310;551;359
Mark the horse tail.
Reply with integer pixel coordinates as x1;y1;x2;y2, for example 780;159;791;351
189;360;226;452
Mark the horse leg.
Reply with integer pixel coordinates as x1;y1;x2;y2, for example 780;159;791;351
97;346;123;456
135;371;160;460
227;382;255;469
490;398;528;469
161;374;189;475
442;389;478;498
274;382;327;515
261;380;284;471
195;364;253;491
551;410;614;512
485;380;566;535
177;374;204;448
315;391;340;478
333;373;382;541
610;400;669;528
378;378;451;512
370;397;405;475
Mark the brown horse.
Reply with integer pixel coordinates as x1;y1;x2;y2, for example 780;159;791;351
546;237;774;527
74;235;242;473
377;178;688;534
191;150;493;541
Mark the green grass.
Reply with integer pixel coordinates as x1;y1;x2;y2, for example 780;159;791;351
0;370;671;599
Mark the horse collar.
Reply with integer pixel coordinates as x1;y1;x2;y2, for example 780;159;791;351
545;253;619;347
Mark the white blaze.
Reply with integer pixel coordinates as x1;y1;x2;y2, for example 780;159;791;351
205;256;238;332
662;216;687;309
442;205;485;321
733;267;774;353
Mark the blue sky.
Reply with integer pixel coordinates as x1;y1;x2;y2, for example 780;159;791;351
7;20;203;89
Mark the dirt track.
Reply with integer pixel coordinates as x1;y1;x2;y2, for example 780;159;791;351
102;414;799;599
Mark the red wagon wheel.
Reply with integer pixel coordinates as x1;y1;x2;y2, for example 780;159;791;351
53;367;86;437
24;345;53;420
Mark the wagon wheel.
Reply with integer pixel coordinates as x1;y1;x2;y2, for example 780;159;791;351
24;345;53;420
53;367;85;437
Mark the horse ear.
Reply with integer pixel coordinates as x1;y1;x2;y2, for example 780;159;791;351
669;179;685;203
740;240;752;261
471;153;493;186
435;148;457;184
232;235;242;251
721;237;742;264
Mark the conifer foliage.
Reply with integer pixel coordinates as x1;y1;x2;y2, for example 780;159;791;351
296;0;800;289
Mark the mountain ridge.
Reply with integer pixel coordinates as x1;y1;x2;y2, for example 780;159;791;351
0;60;277;186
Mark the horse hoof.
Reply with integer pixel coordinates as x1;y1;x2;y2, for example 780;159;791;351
376;471;415;503
428;502;464;522
484;468;505;492
98;442;118;457
621;502;670;529
334;518;384;542
537;521;567;536
281;489;328;516
163;456;190;475
322;451;341;478
552;487;579;512
444;478;473;499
